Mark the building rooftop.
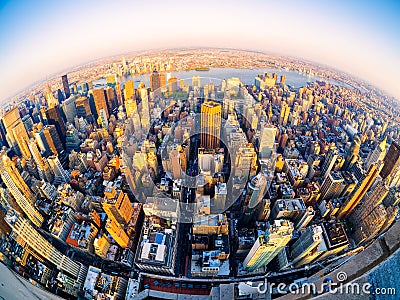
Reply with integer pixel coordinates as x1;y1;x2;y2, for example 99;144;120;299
135;216;177;268
321;222;349;249
66;221;97;249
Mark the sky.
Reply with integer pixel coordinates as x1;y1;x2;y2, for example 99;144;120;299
0;0;399;101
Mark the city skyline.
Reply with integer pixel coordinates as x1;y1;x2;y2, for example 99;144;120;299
0;1;400;299
0;0;399;101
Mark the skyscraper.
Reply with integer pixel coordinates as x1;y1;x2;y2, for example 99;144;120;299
43;124;64;156
103;187;133;225
32;127;52;156
48;155;70;184
124;98;137;118
321;143;338;177
150;70;161;92
28;138;53;182
240;172;270;225
5;209;83;278
320;171;344;200
200;101;222;149
350;178;389;225
124;80;135;100
337;162;380;219
168;77;178;93
0;151;43;227
342;136;360;170
160;72;166;90
380;141;400;186
61;95;77;124
91;88;109;119
62;74;71;99
353;205;387;245
258;124;277;159
45;83;58;107
45;105;66;145
192;76;201;88
243;220;293;272
291;225;326;267
279;101;290;126
57;88;65;104
365;137;387;171
105;217;130;248
105;86;116;114
313;222;349;262
1;107;30;157
75;96;92;118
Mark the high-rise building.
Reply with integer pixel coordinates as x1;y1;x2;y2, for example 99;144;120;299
65;129;81;152
383;187;400;207
105;217;129;248
270;198;306;223
91;88;109;119
43;124;64;156
32;127;52;156
103;187;133;225
5;209;84;278
243;220;293;272
22;114;34;132
45;105;66;145
378;205;399;235
57;88;65;104
350;178;389;225
160;73;166;90
200;101;222;149
0;151;43;227
234;143;258;177
48;155;69;184
337;163;380;219
1;107;30;157
124;80;135;100
342;136;360;170
320;171;344;200
258;124;277;159
280;75;286;85
125;98;137;118
94;235;111;259
295;206;315;230
192;76;201;88
365;137;387;171
313;222;349;262
321;143;338;177
62;74;71;99
105;86;116;113
61;96;77;124
28;138;53;182
380;141;400;187
45;83;58;107
150;70;161;92
75;96;92;118
279;101;290;126
291;225;326;267
353;204;387;245
168;77;178;93
240;172;270;224
12;122;31;159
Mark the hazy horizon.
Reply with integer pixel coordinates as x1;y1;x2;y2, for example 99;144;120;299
1;0;399;101
0;46;378;102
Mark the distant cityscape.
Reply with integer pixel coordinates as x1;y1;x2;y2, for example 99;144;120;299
0;48;399;300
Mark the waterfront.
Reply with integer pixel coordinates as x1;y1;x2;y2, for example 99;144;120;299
93;67;352;89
